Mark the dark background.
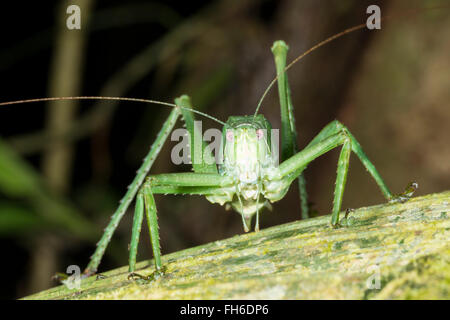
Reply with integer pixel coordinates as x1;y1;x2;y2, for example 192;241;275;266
0;0;448;299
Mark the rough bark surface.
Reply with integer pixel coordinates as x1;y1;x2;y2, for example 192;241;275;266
24;191;450;300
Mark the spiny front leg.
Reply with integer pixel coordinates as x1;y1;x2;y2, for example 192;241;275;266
84;107;181;276
126;172;233;281
128;192;144;273
128;181;164;281
143;182;162;273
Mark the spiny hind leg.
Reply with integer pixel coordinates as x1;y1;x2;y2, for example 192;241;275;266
278;122;417;227
331;139;351;227
308;120;416;226
332;150;417;227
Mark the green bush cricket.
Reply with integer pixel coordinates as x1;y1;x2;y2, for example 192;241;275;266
0;24;418;281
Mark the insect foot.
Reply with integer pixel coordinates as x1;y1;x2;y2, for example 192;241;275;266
389;182;418;204
52;272;69;283
331;208;356;229
128;266;167;283
340;208;356;227
95;274;107;280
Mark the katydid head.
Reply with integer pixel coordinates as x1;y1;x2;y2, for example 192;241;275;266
220;114;274;184
215;114;283;231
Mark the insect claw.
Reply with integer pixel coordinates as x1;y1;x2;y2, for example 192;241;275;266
338;208;356;227
344;208;355;219
52;272;68;283
128;272;146;281
331;222;342;229
96;274;107;280
128;266;166;282
389;182;418;204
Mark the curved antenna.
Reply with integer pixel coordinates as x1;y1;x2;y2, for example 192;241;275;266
253;4;450;117
253;23;366;117
0;96;227;126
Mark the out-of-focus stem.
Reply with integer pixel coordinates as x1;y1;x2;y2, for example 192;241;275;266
43;0;93;193
29;0;94;295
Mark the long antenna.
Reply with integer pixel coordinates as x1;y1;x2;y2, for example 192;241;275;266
253;23;366;117
253;4;450;117
0;96;226;126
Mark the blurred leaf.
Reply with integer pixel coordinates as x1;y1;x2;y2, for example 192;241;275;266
0;202;44;236
0;138;39;197
0;137;98;241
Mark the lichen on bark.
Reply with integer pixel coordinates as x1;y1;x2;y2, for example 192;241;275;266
24;191;450;300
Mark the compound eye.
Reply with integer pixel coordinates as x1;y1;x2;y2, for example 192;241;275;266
226;130;234;141
256;129;264;140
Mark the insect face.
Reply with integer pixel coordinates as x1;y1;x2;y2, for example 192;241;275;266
220;115;274;184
